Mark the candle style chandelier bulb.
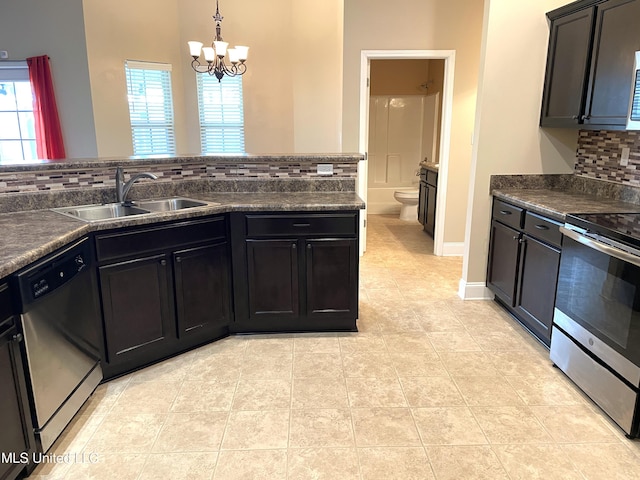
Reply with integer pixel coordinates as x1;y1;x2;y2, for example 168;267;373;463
187;0;249;81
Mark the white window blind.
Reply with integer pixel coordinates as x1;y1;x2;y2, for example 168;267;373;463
125;61;175;155
197;74;245;153
0;62;36;162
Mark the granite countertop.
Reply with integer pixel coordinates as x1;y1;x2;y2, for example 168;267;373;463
492;188;640;222
0;191;365;279
419;161;439;173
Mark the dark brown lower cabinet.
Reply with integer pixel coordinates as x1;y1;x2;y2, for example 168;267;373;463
174;242;231;340
306;238;358;320
515;235;561;345
99;255;173;373
246;239;299;322
231;212;359;332
487;220;521;307
0;283;36;480
96;216;232;378
487;199;562;347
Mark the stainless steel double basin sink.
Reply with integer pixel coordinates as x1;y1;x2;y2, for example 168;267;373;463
52;197;217;222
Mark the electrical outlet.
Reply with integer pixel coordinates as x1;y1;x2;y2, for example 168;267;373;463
317;164;333;176
621;147;630;166
0;51;8;59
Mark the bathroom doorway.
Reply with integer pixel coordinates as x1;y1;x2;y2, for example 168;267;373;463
367;58;444;215
357;50;455;256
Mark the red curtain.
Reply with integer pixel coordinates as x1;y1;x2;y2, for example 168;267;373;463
27;55;66;159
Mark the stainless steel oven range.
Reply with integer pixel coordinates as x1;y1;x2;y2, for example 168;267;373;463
552;212;640;438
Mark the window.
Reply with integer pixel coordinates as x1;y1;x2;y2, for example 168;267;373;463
197;74;245;153
124;61;175;155
0;62;36;162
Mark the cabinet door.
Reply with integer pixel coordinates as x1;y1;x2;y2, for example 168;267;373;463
425;184;437;237
305;239;358;320
99;254;173;370
418;182;427;226
173;242;231;342
487;220;521;307
0;324;32;480
246;239;299;321
515;235;561;347
584;0;640;127
540;8;594;126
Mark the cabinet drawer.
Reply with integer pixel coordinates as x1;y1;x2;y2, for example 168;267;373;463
523;211;562;248
245;213;358;237
96;216;227;262
492;200;524;229
426;170;438;186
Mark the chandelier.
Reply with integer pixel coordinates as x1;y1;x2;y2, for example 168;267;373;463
188;0;249;81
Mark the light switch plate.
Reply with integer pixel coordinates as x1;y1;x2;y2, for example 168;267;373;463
0;51;8;59
317;164;334;176
621;147;631;166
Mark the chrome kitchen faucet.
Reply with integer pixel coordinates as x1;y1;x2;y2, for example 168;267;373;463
115;166;158;204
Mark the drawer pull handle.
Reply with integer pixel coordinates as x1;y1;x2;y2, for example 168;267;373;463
534;224;550;231
293;223;311;227
499;210;512;215
160;259;167;266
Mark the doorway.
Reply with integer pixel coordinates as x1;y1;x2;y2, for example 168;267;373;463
358;50;456;256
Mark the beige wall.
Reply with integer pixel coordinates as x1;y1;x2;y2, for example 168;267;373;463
343;0;483;246
462;0;578;294
81;0;344;156
370;60;431;96
83;0;187;157
0;0;98;158
291;0;343;153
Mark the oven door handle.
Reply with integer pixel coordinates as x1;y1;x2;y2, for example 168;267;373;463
560;226;640;268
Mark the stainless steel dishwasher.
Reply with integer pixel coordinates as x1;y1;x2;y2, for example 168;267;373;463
13;237;103;453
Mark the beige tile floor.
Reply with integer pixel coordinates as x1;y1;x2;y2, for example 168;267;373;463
29;214;640;479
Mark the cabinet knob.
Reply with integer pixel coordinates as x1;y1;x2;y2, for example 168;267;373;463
176;256;182;263
572;115;579;120
580;115;591;121
13;333;23;343
519;238;526;244
307;244;312;250
160;259;167;266
512;235;519;240
292;243;297;250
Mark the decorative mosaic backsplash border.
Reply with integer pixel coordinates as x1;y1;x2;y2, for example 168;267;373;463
575;130;640;185
0;161;358;194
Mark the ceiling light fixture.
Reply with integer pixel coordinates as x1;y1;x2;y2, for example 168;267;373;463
187;0;249;82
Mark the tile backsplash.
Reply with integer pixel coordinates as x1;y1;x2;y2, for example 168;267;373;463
575;130;640;185
0;160;358;194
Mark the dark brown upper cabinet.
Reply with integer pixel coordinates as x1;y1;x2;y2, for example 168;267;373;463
541;0;640;129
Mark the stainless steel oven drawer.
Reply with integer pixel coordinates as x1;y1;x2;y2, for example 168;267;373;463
550;326;638;437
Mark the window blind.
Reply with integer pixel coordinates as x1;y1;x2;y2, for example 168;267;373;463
124;61;175;155
197;74;245;153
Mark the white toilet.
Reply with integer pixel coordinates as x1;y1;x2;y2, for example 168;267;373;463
393;189;419;221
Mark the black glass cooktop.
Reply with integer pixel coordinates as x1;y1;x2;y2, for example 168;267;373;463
566;212;640;250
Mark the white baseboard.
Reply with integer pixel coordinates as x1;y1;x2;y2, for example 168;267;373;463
442;242;464;256
458;279;494;300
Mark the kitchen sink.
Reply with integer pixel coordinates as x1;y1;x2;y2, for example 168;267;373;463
51;197;216;222
136;197;209;212
53;203;149;221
